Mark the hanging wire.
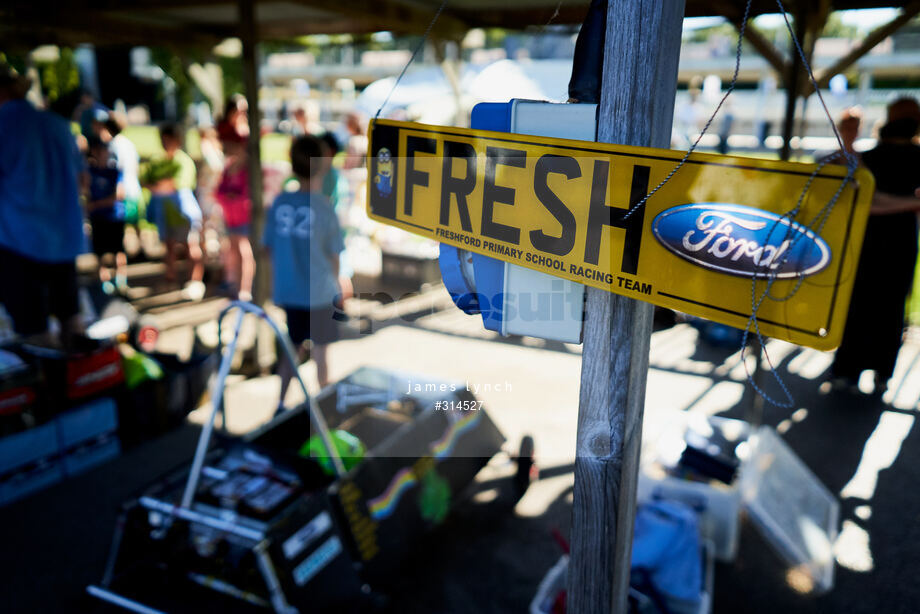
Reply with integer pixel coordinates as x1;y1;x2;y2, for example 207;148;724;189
543;0;564;29
775;0;853;164
366;0;861;408
620;0;754;221
374;0;451;121
605;0;860;407
734;0;861;407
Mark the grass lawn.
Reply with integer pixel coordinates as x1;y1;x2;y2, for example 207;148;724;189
910;249;920;325
123;126;291;163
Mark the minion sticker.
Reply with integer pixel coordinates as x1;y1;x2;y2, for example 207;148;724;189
374;148;393;197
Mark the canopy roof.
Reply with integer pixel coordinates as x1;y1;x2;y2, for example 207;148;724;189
1;0;916;48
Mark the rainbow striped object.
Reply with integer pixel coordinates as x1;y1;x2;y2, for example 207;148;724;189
367;412;481;521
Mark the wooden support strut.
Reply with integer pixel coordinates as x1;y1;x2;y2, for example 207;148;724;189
713;0;788;78
567;1;685;612
433;39;467;128
289;0;469;38
816;0;920;88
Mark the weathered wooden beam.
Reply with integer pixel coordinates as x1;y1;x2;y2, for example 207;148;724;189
568;1;684;612
257;19;386;38
712;0;788;79
288;0;469;38
816;0;920;88
433;39;466;127
452;5;590;29
4;0;466;43
0;8;230;47
5;0;228;9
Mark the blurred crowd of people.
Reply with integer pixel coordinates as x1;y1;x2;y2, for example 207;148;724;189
0;62;370;390
5;56;920;400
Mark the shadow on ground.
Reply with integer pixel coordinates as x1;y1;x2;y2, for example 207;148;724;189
3;322;920;613
0;425;203;613
692;338;920;614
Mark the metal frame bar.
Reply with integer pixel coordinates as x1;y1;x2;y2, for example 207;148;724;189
101;509;130;587
180;307;246;508
140;496;265;542
181;301;345;512
186;572;271;608
254;541;299;614
86;586;167;614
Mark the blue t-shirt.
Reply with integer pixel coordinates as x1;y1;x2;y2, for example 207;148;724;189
0;100;84;263
88;165;124;222
264;191;344;310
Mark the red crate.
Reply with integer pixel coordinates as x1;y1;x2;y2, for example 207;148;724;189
65;345;124;401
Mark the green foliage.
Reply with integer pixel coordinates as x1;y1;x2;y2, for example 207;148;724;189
145;45;253;118
483;28;508;48
687;12;864;49
686;22;737;44
1;48;79;104
0;51;26;74
124;125;289;163
218;55;244;102
822;13;860;39
38;48;80;103
150;48;196;112
910;247;920;326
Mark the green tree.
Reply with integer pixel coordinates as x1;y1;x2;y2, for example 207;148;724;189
0;51;26;74
150;48;197;113
38;47;80;103
822;13;859;39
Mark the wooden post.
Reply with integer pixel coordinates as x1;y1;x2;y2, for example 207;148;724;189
239;0;267;304
568;2;684;613
788;5;828;163
434;39;466;128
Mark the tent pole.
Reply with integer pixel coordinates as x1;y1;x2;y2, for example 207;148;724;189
779;9;807;161
568;1;684;611
239;0;267;305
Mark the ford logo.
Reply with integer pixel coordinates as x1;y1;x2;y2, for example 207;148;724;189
652;203;831;279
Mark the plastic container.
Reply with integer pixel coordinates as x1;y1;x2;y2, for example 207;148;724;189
529;554;568;614
56;397;119;450
740;426;839;594
529;542;715;614
0;459;63;505
637;472;740;563
20;341;124;404
638;413;750;562
0;345;44;434
62;434;121;477
0;421;58;476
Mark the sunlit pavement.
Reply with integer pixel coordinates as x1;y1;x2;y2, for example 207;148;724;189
192;285;920;613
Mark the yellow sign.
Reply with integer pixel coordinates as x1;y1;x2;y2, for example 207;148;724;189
366;119;874;350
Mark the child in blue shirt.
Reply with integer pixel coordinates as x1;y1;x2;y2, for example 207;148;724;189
264;135;344;406
86;136;128;295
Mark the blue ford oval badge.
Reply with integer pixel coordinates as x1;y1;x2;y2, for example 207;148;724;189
652;203;831;279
